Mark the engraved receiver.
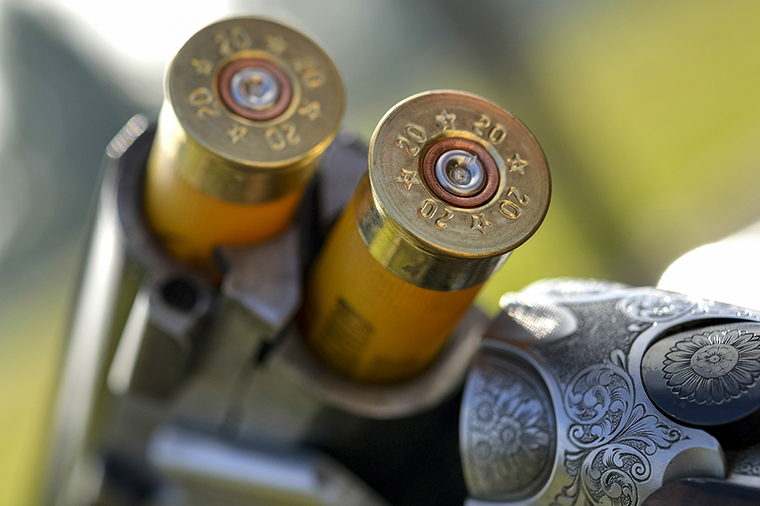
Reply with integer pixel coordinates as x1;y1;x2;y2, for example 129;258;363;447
460;276;760;506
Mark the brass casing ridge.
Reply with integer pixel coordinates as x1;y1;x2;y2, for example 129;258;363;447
158;17;344;204
303;90;551;383
144;17;344;270
357;90;551;291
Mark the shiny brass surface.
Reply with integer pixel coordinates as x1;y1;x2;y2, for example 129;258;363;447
154;17;344;204
218;58;293;122
422;137;499;207
357;90;551;290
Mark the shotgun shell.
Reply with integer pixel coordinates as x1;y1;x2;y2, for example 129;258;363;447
303;90;551;383
144;17;343;274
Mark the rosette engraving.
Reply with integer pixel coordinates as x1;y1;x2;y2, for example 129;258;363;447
463;354;555;501
663;328;760;404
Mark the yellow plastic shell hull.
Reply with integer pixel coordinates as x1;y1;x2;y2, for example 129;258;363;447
303;198;481;384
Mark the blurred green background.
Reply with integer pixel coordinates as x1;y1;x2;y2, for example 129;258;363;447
1;1;760;504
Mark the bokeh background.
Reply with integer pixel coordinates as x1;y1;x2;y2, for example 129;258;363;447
1;0;760;504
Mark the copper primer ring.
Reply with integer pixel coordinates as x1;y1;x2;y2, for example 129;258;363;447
421;138;500;208
218;58;293;122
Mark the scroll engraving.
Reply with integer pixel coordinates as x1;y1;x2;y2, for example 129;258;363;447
619;292;701;333
555;350;683;506
735;446;760;477
736;461;760;476
527;279;630;301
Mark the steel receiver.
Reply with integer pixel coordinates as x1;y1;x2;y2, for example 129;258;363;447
303;90;551;383
144;18;344;273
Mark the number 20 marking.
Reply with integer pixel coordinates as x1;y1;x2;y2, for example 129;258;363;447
214;26;251;56
265;123;300;150
499;187;529;219
396;123;427;157
472;114;506;144
187;87;220;119
419;199;454;229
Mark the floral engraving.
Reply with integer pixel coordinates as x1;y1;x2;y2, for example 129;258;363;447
526;278;629;301
619;292;701;333
663;329;760;404
735;452;760;477
730;443;760;479
554;350;683;506
464;356;555;500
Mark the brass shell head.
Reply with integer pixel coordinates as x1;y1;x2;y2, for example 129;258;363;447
161;17;344;204
357;90;551;291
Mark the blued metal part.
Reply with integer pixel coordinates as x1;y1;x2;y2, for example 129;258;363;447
358;90;551;291
45;117;214;506
641;478;760;506
643;322;760;447
312;131;369;236
97;452;161;506
726;441;760;490
109;125;214;400
459;279;760;506
50;117;484;506
147;426;389;506
247;307;488;421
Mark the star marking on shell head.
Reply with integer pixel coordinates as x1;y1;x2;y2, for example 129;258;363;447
396;169;420;190
507;153;529;175
471;213;491;234
265;34;287;54
435;109;457;130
